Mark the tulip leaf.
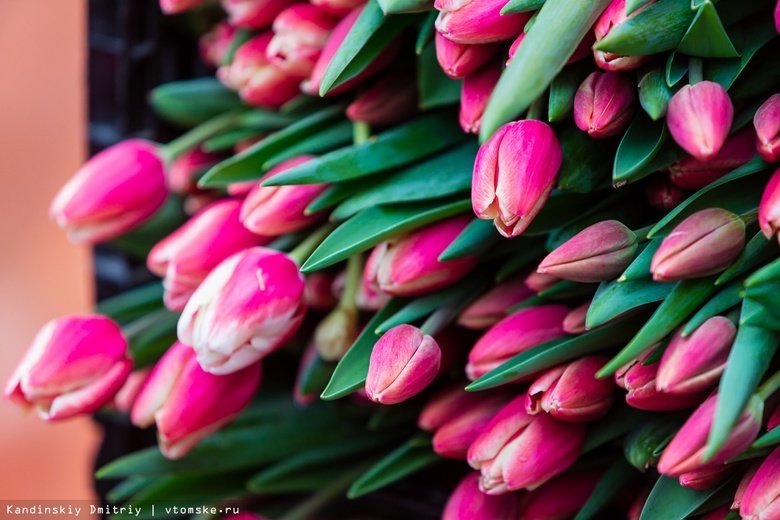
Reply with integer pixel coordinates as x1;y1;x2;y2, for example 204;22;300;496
150;78;244;128
378;0;433;14
625;0;655;14
624;416;684;471
480;0;611;140
547;62;592;123
302;198;471;272
586;277;674;329
321;299;407;400
202;128;265;153
613;113;669;186
264;112;466;186
639;476;734;520
106;476;156;503
716;231;778;285
297;352;337;397
347;434;440;498
119;472;252;508
704;16;777;90
307;178;376;213
740;298;780;332
647;156;771;239
501;0;545;14
581;406;650;454
439;218;499;261
595;0;693;57
597;277;718;377
262;119;354;170
665;52;688;88
753;426;780;449
331;142;477;221
123;309;181;369
618;239;660;283
741;279;780;311
745;256;780;287
467;314;646;391
728;40;780;104
681;278;744;336
415;11;438;54
418;44;462;110
677;1;739;58
97;282;164;325
575;460;640;520
557;127;615;193
639;69;674;121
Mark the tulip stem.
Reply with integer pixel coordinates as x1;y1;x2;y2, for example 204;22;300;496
341;253;364;310
277;464;367;520
632;224;654;242
288;222;337;266
353;121;371;145
526;97;545;121
757;369;780;401
161;107;248;163
740;209;758;226
688;58;704;85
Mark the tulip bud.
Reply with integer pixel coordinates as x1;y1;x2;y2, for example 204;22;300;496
50;139;167;244
311;0;366;16
563;300;591;334
222;0;296;29
364;324;441;405
166;147;223;195
419;383;493;431
656;317;735;395
754;94;780;163
650;208;745;282
466;305;569;380
734;460;763;509
518;470;602;519
667;127;756;190
538;220;637;283
160;0;207;14
304;272;338;310
227;179;258;197
333;268;390;311
468;396;586;493
526;356;614;422
434;0;531;44
740;446;780;520
200;22;237;67
313;305;358;361
5;315;133;420
457;277;534;330
616;351;709;411
574;71;636;138
507;30;594;67
759;167;780;239
266;4;338;80
365;216;478;297
114;368;151;414
131;342;261;459
459;60;502;134
177;247;306;374
657;394;762;476
240;156;328;236
646;175;688;211
346;72;419;126
679;464;733;490
524;271;560;293
431;394;509;459
768;404;780;431
472;120;563;237
667;81;734;161
442;472;519;520
436;33;500;79
593;0;651;71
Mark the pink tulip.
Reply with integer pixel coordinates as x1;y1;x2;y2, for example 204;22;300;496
656;317;735;395
435;0;530;44
679;464;732;490
313;304;358;361
759;167;780;239
5;315;132;421
667;127;756;190
147;199;271;311
166;147;223;195
240;156;328;236
524;271;560;293
459;60;502;134
442;472;519;520
177;247;306;374
457;277;534;330
526;356;614;422
312;0;366;15
50;139;167;244
657;394;762;476
436;33;501;79
266;4;338;80
740;447;780;520
650;208;745;282
431;394;510;459
518;470;602;519
222;0;296;29
646;175;688;211
131;342;261;459
468;396;586;493
365;216;478;297
346;72;419;126
227;179;259;198
332;268;391;311
563;300;591;334
200;22;238;67
667;81;734;161
507;30;594;67
593;0;651;71
753;94;780;163
734;461;763;509
304;272;338;310
472;120;563;237
768;404;780;431
418;383;495;432
538;220;637;283
160;0;208;14
574;71;636;138
114;368;151;414
365;325;441;405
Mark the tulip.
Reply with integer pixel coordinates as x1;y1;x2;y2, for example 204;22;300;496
313;305;358;361
442;472;519;520
466;305;569;380
667;81;734;161
5;315;133;421
50;139;167;244
734;461;763;509
311;0;366;16
365;216;478;297
240;156;328;236
754;94;780;163
678;464;732;490
657;394;763;476
524;271;560;293
131;342;261;459
768;404;780;431
563;300;590;334
468;396;586;493
227;180;259;197
436;33;501;79
740;447;780;520
457;277;534;330
266;4;338;80
200;22;237;67
364;325;441;405
114;368;151;414
574;71;636;138
304;272;338;310
432;396;509;459
759;168;780;239
333;268;390;311
506;30;594;67
472;120;563;237
459;60;502;134
650;208;745;282
177;247;306;374
646;175;688;211
593;0;651;71
538;220;638;283
166;147;223;195
346;72;419;126
526;356;614;422
159;0;207;14
667;127;756;190
656;317;735;395
518;470;602;519
419;383;495;432
434;0;531;44
222;0;295;29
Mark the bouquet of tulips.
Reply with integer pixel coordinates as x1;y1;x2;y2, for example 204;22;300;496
8;0;780;518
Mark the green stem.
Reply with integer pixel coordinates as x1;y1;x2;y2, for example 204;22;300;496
288;223;337;266
339;253;364;310
757;369;780;401
688;58;704;84
740;209;758;226
277;465;365;520
161;108;248;162
353;121;371;145
632;224;655;242
526;97;545;121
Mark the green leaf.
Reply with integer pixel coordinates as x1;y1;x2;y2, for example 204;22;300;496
262;119;354;170
418;44;462;110
378;0;433;14
740;298;780;332
586;276;673;329
123;309;181;369
321;299;407;400
728;40;780;104
595;0;693;57
716;231;778;285
613;113;668;186
307;178;377;213
638;69;673;121
106;476;156;503
150;78;244;128
705;16;778;89
624;416;684;470
547;62;592;123
107;197;187;260
124;472;251;506
581;406;650;453
678;1;739;58
557;127;615;193
202;128;265;153
666;52;688;88
296;350;337;397
96;282;163;325
480;0;611;139
618;239;660;283
415;10;438;54
640;476;734;520
331;142;477;220
302;198;471;271
467;314;645;390
439;218;499;261
597;277;718;377
575;460;640;520
752;426;780;449
501;0;545;14
682;278;743;336
347;434;440;498
625;0;655;15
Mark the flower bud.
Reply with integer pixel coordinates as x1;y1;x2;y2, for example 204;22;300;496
650;208;745;282
472;120;563;237
524;271;560;293
365;324;441;405
434;0;531;44
131;342;261;459
593;0;651;71
574;71;636;138
160;0;207;14
457;277;534;330
759;167;780;239
177;247;306;374
667;81;734;161
518;470;602;519
227;179;258;198
754;93;780;163
667;127;756;190
114;369;151;414
200;22;237;67
442;472;519;520
679;464;733;490
166;147;223;195
333;268;390;311
562;300;591;334
734;460;763;510
740;446;780;519
431;394;509;459
646;175;688;211
266;4;338;79
304;272;338;310
50;139;167;244
419;383;494;431
436;32;501;79
466;305;569;380
768;404;780;431
222;0;296;29
459;60;502;134
240;156;328;236
656;317;735;395
5;315;132;420
346;72;418;126
311;0;366;16
538;220;637;283
313;305;359;361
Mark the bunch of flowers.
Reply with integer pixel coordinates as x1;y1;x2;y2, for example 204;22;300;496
7;0;780;518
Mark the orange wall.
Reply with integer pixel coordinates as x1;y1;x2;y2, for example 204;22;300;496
0;0;100;500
